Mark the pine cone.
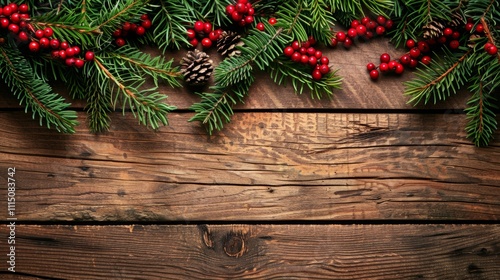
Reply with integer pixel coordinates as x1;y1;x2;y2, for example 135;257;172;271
422;20;446;40
216;31;243;57
180;49;213;86
448;12;464;27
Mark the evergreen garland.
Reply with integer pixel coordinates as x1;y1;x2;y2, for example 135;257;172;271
0;0;498;146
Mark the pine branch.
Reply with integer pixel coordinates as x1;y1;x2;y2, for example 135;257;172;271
150;0;193;51
404;48;472;105
189;78;254;134
93;56;176;130
0;40;78;133
197;0;232;27
269;58;342;99
85;67;112;132
109;46;182;87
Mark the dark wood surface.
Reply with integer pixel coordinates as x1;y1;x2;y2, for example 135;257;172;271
0;38;499;279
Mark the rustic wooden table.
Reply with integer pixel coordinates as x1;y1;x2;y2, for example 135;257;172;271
1;39;499;279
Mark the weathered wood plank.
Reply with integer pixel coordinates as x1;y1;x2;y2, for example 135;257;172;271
0;224;499;279
0;40;468;110
1;111;499;222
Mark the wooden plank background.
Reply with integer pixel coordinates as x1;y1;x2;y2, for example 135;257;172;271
1;37;499;279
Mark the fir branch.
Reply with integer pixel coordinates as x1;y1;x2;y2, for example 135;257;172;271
275;0;310;43
109;46;182;87
189;78;254;134
94;56;176;130
269;58;342;99
85;67;112;132
0;41;77;133
151;0;192;51
404;48;472;105
197;0;232;27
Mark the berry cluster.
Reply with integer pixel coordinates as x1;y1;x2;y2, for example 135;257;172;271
186;20;223;49
467;20;498;56
332;15;394;48
1;2;93;68
226;0;255;27
112;14;152;47
283;36;331;80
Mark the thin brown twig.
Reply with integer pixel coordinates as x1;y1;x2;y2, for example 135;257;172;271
420;50;471;89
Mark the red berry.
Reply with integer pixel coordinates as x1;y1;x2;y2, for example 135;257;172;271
115;38;126;47
308;56;318;66
268;18;277;25
35;29;44;39
7;23;19;34
201;37;212;48
299;47;307;55
443;27;453;37
351;19;360;28
3;6;13;16
437;36;447;44
347;28;357;38
319;64;330;74
254;22;264;31
306;47;316;56
189;38;198;47
28;41;40;52
452;31;460;40
60;41;69;49
0;18;9;29
10;13;21;24
314;50;323;59
336;31;346;42
140;14;149;20
19;4;29;13
361;17;371;25
409;58;418;68
375;26;385;36
122;22;131;31
136;26;146;36
291;52;301;62
421;56;431;65
366;62;376;71
465;23;473;32
356;25;367;36
18;31;29;41
235;2;247;13
475;23;484;33
449;40;460;49
486;44;498;55
65;58;75;67
376;15;387;26
245;15;254;24
400;54;411;65
49;39;59;49
226;4;235;15
394;63;404;74
300;41;310;48
484;42;494;50
247;7;255;16
58;50;66;59
9;3;18;13
379;62;389;72
366;21;377;30
380;53;391;63
208;31;219;41
369;69;379;80
231;11;242;22
51;50;60;59
385;19;394;30
343;37;353;48
312;70;322;80
308;36;317;46
44;27;53;38
194;21;204;33
417;41;430;53
39;37;50;48
65;47;76;57
187;29;196;39
365;31;374;40
73;46;81;55
85;51;95;61
300;54;309;64
74;58;85;68
141;19;152;29
238;0;248;3
320;56;329;65
409;47;421;58
291;41;300;50
388;60;398;70
112;29;122;38
203;22;212;34
330;38;338;47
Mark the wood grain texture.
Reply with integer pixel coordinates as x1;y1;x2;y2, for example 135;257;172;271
0;224;499;279
0;39;469;111
1;111;499;222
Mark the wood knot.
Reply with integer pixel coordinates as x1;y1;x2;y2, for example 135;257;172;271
223;233;246;258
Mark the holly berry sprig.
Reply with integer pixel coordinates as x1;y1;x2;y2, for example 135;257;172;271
112;14;152;47
283;36;331;80
226;0;255;27
186;20;223;49
331;15;394;49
